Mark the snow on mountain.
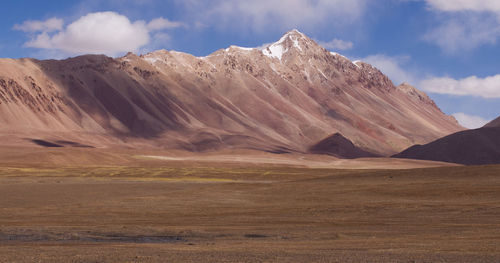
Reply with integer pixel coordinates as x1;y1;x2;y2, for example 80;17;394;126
0;30;463;156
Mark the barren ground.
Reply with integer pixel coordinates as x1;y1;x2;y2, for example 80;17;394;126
0;147;499;262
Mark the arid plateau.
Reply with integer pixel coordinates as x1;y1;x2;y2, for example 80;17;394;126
1;30;499;262
0;146;499;262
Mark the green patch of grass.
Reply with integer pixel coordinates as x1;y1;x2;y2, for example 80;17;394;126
0;165;368;182
2;164;498;183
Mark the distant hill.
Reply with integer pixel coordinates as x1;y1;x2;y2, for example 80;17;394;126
309;133;379;159
484;116;500;128
393;125;500;165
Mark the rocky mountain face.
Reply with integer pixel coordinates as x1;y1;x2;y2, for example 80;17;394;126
0;30;463;156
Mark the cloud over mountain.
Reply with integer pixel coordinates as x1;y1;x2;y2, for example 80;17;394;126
452;112;490;129
15;12;182;57
316;38;354;51
361;54;416;86
420;74;500;98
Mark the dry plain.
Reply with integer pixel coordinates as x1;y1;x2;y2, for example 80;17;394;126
0;147;500;262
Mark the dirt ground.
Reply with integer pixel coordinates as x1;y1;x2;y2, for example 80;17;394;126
0;147;499;262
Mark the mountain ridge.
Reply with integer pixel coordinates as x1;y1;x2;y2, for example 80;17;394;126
0;30;463;156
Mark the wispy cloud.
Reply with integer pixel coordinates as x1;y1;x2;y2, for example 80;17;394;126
13;18;64;33
177;0;367;33
147;17;184;31
425;0;500;13
316;38;353;51
423;0;500;53
423;14;500;53
420;74;500;98
452;112;490;129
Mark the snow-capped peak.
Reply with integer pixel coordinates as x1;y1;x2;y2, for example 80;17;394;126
286;29;307;39
262;29;311;60
263;43;286;60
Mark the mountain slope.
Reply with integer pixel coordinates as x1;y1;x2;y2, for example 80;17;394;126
484;116;500;128
309;133;379;159
0;30;463;155
393;126;500;165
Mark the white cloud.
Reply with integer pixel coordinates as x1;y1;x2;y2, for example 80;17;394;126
147;18;184;31
361;54;416;85
425;0;500;13
423;0;500;53
420;75;500;98
452;112;490;129
179;0;367;32
13;18;64;33
316;38;353;51
140;32;172;54
18;12;182;57
423;15;500;53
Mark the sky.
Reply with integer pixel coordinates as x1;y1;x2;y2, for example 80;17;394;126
0;0;499;129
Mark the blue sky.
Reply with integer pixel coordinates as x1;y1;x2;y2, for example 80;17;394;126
1;0;499;128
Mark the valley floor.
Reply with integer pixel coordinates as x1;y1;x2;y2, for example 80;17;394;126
0;147;499;262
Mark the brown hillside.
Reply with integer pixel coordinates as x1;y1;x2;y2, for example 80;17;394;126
0;30;463;156
484;116;500;128
393;126;500;165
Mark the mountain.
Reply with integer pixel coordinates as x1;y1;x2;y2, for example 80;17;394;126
393;120;500;165
309;133;379;159
484;116;500;128
0;30;463;156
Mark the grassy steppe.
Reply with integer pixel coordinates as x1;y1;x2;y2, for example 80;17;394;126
0;160;499;262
